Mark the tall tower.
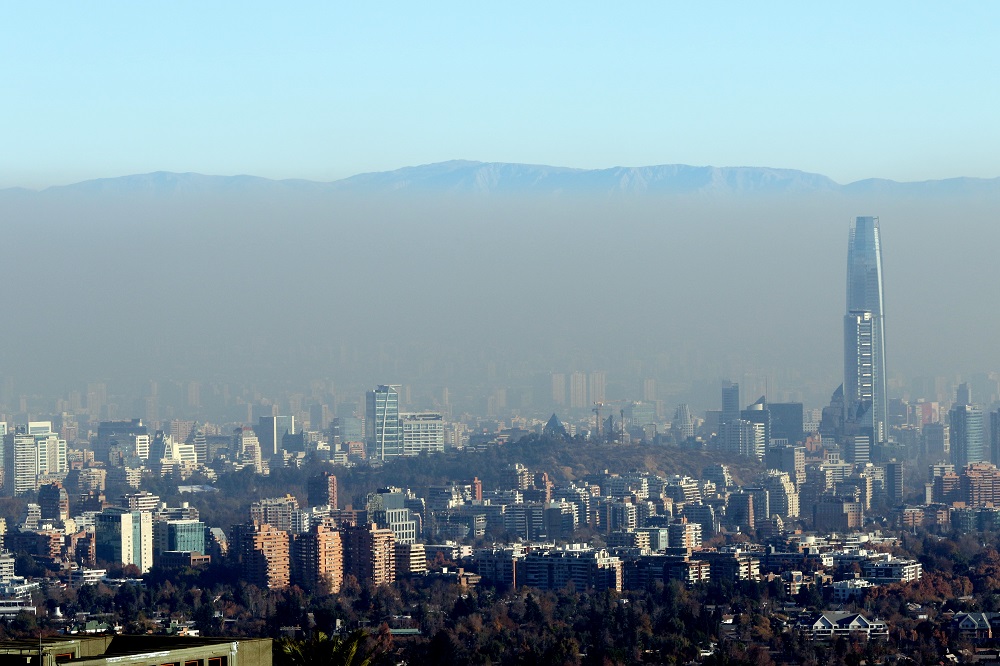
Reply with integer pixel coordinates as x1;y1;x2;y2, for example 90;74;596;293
951;403;985;469
365;385;401;461
845;216;887;442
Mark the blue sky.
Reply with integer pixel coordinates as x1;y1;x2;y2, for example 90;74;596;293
2;3;998;188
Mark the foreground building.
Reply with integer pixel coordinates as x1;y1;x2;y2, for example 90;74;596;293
0;636;271;666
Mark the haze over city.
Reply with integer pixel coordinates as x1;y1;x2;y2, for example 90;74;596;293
3;4;1000;416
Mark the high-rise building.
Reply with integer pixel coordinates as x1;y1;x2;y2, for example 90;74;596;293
924;422;950;460
153;519;206;561
588;372;607;406
3;422;68;496
569;373;588;410
741;397;771;449
721;382;741;424
255;415;295;457
551;373;566;406
770;403;804;445
400;412;445;456
94;507;154;573
766;471;800;519
307;471;339;509
673;404;695;440
951;404;985;469
845;216;887;442
992;410;1000;465
250;495;300;533
291;519;343;594
342;523;395;586
365;385;402;461
884;461;904;505
232;521;290;589
37;482;69;523
234;427;263;473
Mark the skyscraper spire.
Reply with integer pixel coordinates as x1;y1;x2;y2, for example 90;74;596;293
845;216;887;442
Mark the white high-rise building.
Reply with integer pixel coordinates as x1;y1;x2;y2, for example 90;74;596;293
3;422;68;496
400;412;445;456
766;470;800;519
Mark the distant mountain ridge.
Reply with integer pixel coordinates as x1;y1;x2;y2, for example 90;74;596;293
4;161;1000;197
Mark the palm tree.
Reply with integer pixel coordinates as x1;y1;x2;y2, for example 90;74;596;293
274;629;374;666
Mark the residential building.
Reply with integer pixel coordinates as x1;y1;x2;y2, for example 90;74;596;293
342;523;396;586
523;546;622;592
232;521;290;589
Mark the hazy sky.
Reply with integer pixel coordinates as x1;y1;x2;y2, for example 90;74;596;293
3;3;998;188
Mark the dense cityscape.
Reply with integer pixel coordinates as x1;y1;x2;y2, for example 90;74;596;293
0;216;1000;665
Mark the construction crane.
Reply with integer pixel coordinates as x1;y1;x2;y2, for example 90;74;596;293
593;402;603;440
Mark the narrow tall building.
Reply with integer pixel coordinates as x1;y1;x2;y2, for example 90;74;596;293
307;471;339;509
291;519;343;594
951;404;985;469
845;216;887;442
342;523;395;586
232;521;290;589
365;385;401;461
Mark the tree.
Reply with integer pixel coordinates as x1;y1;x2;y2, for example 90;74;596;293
274;629;377;666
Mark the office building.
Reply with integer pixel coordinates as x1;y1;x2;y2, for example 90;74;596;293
884;461;904;505
94;507;154;573
741;397;771;449
721;382;741;424
920;423;948;463
94;419;148;464
845;216;887;442
400;412;445;455
365;385;402;461
255;415;295;457
951;404;985;468
153;519;206;560
770;402;804;444
765;445;806;486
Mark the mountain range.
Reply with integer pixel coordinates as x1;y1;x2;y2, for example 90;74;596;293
3;160;999;198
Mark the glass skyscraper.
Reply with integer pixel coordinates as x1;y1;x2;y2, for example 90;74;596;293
365;385;402;461
845;216;887;442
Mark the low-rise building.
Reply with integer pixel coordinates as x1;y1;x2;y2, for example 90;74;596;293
797;611;888;640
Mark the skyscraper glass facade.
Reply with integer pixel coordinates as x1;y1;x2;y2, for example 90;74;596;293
845;216;887;442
